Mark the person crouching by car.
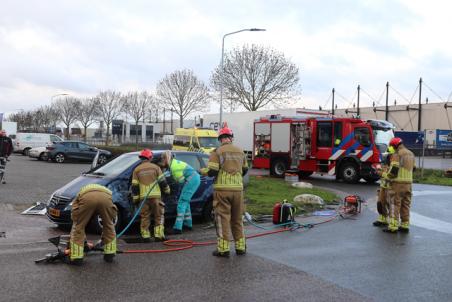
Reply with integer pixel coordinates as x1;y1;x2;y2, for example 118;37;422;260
69;184;117;265
158;150;200;235
132;149;170;242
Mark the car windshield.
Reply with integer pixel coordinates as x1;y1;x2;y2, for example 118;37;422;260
198;137;219;148
373;129;394;153
89;153;140;177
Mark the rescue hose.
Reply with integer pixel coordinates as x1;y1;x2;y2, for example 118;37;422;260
118;214;342;254
116;180;159;239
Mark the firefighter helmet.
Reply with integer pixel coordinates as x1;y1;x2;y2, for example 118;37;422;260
218;125;233;140
139;149;153;160
389;137;403;148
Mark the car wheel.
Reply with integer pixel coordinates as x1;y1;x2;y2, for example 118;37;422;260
340;162;359;183
202;199;214;222
97;154;108;165
39;153;48;161
23;148;31;156
54;153;66;163
270;159;287;178
88;209;122;235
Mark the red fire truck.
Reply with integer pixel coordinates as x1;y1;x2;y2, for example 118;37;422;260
252;115;394;183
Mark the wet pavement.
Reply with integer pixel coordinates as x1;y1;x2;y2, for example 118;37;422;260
1;156;452;301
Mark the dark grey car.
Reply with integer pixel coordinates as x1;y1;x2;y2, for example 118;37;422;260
47;141;111;164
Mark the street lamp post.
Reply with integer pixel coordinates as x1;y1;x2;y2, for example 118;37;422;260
50;93;68;135
219;28;266;127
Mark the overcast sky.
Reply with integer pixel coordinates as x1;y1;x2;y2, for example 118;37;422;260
1;0;452;116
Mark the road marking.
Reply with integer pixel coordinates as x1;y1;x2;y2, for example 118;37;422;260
369;190;452;235
412;190;452;197
411;212;452;235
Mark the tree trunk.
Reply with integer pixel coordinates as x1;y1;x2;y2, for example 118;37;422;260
179;116;183;128
65;124;70;140
106;125;110;146
84;126;88;142
135;121;139;151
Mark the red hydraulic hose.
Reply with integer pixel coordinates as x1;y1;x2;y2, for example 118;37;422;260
121;227;295;254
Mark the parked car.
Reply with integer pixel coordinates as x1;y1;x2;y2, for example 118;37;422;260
14;133;63;156
46;151;217;233
28;146;49;161
46;141;111;164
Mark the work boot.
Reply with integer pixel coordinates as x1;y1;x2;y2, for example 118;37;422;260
183;225;193;231
69;259;84;266
212;250;230;258
373;220;387;227
398;227;409;233
399;221;410;233
235;249;246;256
1;179;5;184
142;238;151;243
154;237;166;242
382;227;398;233
372;215;388;227
103;254;115;263
383;218;398;233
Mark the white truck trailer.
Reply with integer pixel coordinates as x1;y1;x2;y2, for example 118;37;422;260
202;108;327;157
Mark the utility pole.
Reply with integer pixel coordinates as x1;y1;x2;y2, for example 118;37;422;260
385;82;389;121
332;88;335;116
418;77;422;131
357;85;360;117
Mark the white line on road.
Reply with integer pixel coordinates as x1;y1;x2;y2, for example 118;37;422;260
411;212;452;235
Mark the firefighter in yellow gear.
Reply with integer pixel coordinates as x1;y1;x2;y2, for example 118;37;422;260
373;145;395;227
200;125;248;257
384;137;415;233
69;184;117;265
132;149;170;242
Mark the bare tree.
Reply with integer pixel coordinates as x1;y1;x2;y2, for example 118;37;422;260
77;97;99;142
7;110;33;131
123;91;153;149
40;105;60;131
211;44;300;111
97;90;123;145
53;97;81;139
156;69;210;127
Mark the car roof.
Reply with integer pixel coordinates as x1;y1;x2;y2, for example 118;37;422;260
126;150;208;157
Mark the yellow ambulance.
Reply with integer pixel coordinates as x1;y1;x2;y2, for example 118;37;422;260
172;128;219;153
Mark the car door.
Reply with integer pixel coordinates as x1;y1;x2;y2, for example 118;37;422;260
78;142;97;161
65;142;80;159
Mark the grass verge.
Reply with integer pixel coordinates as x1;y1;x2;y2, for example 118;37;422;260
245;176;339;216
414;168;452;186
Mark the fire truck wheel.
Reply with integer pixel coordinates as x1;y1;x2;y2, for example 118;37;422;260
340;162;359;183
270;159;287;177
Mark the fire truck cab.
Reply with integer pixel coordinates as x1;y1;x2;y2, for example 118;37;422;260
252;115;393;183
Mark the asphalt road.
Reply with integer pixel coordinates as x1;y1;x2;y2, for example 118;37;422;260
1;155;452;301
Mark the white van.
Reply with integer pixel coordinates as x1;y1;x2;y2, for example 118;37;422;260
14;133;63;155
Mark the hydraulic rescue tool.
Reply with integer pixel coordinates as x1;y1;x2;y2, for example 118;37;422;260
35;235;104;264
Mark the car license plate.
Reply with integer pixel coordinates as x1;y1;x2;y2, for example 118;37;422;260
48;208;60;217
